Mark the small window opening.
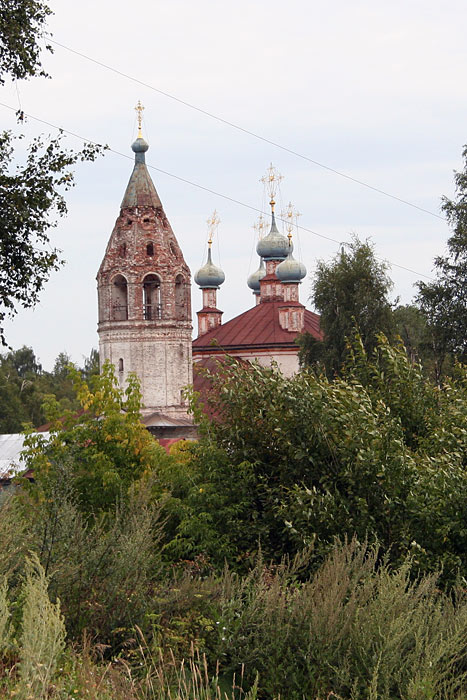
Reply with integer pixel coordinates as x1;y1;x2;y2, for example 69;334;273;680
175;274;185;320
143;274;162;320
119;243;126;258
111;274;128;320
146;242;154;256
143;217;150;223
118;358;124;372
126;218;132;226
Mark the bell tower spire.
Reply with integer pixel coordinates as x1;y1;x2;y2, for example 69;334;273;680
96;105;193;419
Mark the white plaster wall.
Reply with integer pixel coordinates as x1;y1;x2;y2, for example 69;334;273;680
99;325;193;416
193;349;299;377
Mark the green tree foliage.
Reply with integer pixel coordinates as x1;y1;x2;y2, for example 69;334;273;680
0;0;52;85
166;341;467;582
393;303;433;364
0;131;104;345
0;346;47;430
0;347;464;694
308;236;394;374
0;346;99;431
417;145;467;378
0;0;106;345
22;359;170;512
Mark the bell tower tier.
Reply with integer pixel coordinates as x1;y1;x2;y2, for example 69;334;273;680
97;111;192;418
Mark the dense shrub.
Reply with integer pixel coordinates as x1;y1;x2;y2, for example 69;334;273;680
164;337;467;583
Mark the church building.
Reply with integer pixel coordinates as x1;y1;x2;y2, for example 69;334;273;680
192;179;322;377
97;107;321;431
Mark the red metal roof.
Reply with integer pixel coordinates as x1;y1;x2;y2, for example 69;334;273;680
192;300;322;351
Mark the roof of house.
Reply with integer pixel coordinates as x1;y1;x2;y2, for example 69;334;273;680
141;412;194;428
192;300;322;352
0;433;50;478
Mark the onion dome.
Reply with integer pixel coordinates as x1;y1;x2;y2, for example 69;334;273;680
247;257;266;293
194;248;225;289
276;247;307;283
131;137;149;154
256;212;291;261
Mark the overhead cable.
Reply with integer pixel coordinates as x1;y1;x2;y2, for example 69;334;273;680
0;101;435;281
48;38;445;223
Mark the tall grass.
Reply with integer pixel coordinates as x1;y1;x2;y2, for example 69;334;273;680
0;487;465;699
17;555;66;699
214;540;467;699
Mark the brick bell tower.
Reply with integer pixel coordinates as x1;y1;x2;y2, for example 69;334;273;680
97;104;192;419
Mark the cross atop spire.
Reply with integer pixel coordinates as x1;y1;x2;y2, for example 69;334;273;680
135;100;145;138
253;213;267;240
281;201;301;242
260;163;283;212
206;209;220;248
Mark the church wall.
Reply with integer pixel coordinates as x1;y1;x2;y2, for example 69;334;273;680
97;138;193;419
99;324;192;416
193;348;299;378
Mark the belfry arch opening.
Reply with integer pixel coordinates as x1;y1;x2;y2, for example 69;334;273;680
175;274;186;320
143;274;162;320
111;274;128;320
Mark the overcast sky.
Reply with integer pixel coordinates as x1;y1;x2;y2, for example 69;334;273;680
2;0;467;370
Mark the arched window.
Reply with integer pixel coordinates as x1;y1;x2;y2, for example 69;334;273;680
118;358;124;372
146;242;154;256
175;274;185;320
111;274;128;320
143;274;162;320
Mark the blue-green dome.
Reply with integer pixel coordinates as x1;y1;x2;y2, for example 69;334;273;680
276;248;306;283
247;257;266;293
256;212;290;261
132;137;149;153
194;248;225;288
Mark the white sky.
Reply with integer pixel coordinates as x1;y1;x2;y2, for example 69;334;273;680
1;0;466;370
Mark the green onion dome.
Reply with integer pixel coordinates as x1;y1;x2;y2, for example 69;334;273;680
247;257;266;292
194;248;225;289
256;212;290;261
276;248;307;283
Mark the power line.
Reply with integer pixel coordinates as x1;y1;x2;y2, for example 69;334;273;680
48;37;446;223
0;101;435;281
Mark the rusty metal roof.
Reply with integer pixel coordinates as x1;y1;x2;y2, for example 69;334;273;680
121;160;163;209
192;300;322;351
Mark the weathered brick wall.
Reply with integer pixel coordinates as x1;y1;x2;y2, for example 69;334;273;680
97;202;193;417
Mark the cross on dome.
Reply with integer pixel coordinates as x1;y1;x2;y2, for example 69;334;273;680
253;213;267;240
281;201;301;242
135;100;145;138
206;210;221;247
260;163;283;211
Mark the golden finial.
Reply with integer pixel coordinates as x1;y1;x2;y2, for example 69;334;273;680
260;163;283;212
281;201;301;242
253;213;267;240
206;209;220;248
135;100;144;138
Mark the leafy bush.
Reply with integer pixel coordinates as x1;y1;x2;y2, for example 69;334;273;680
166;337;467;583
